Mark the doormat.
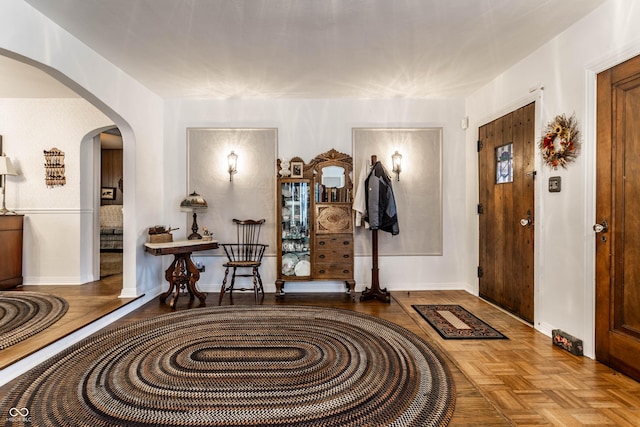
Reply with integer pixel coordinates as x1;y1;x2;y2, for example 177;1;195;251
413;304;508;339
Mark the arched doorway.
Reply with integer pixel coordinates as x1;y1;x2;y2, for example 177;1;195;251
80;125;125;285
0;55;137;372
98;127;124;279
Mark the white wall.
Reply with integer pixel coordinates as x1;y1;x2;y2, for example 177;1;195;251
0;0;165;297
0;0;472;385
0;1;471;299
0;98;111;283
465;0;640;357
7;0;639;364
165;98;470;293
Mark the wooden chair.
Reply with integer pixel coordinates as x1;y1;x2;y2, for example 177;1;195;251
218;219;267;305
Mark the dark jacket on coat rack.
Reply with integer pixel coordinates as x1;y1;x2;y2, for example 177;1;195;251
364;161;399;235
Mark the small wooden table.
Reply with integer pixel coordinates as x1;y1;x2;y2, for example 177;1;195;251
145;239;218;309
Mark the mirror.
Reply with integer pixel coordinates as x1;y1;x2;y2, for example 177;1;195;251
322;165;345;188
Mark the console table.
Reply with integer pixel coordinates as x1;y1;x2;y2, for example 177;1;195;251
144;239;218;309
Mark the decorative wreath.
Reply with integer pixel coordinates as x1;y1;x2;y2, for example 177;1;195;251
539;113;581;169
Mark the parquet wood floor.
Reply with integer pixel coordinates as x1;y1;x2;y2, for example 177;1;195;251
395;291;640;426
3;278;640;426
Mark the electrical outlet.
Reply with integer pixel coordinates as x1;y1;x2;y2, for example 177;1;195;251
194;261;205;272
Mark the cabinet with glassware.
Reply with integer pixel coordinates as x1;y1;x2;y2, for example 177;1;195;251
276;149;355;298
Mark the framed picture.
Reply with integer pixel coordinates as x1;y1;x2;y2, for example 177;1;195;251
291;161;304;178
101;187;116;200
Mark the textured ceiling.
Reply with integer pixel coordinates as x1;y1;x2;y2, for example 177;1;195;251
8;0;607;99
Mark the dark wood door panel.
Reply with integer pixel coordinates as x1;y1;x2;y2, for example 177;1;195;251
478;103;535;323
596;54;640;381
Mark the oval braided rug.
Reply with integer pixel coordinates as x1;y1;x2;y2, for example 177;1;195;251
0;291;69;350
1;305;455;426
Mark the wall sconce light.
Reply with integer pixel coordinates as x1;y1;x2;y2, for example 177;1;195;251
0;153;18;215
227;150;238;181
180;191;208;239
391;150;402;181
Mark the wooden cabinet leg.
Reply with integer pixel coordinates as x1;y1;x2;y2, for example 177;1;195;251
275;280;285;297
345;280;356;301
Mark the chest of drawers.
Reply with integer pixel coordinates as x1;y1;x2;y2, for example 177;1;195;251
0;215;24;289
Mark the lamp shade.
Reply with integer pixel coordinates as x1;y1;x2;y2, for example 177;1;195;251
0;155;17;176
180;191;208;211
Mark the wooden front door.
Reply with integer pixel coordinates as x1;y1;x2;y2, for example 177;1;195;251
596;55;640;381
478;103;535;323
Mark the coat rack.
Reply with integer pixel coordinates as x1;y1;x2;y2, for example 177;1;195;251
360;155;391;303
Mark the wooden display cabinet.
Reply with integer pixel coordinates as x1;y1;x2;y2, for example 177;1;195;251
276;149;355;298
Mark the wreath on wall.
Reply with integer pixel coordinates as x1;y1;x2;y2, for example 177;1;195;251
539;113;581;169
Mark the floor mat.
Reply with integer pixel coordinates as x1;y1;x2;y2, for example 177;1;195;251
413;304;507;339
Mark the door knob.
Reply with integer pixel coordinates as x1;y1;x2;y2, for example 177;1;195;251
520;210;533;227
593;220;608;233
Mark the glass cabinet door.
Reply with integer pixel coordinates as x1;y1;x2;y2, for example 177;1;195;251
280;181;311;277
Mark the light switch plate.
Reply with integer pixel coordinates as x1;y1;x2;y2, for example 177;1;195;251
549;176;561;192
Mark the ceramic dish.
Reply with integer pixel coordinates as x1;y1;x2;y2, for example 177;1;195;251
294;260;310;276
282;253;299;276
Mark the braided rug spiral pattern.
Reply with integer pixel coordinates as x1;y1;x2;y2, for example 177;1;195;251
1;305;455;426
0;291;68;350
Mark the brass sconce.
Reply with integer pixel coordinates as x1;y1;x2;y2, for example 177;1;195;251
227;150;238;181
391;150;402;181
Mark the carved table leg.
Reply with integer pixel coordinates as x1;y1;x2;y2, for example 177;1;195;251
169;255;188;309
185;254;206;307
159;253;207;309
159;257;179;304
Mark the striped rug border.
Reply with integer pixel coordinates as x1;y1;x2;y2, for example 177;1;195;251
412;304;508;340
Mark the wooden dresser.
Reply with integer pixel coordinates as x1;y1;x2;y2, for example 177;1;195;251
0;215;24;289
314;202;354;279
276;149;355;298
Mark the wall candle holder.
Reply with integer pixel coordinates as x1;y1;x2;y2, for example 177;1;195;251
44;147;66;187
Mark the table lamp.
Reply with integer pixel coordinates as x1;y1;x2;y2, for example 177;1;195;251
180;191;208;239
0;153;17;215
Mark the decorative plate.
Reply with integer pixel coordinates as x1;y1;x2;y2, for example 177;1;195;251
294;260;311;276
282;253;299;276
